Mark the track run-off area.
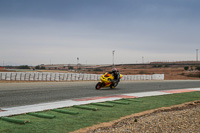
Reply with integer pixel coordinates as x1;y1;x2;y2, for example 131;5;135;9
1;80;200;108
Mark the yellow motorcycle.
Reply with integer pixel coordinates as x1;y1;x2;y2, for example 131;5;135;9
95;72;123;90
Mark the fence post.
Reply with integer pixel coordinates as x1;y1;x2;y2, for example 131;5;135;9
46;73;48;81
33;73;35;80
29;73;31;81
77;74;80;80
41;73;44;81
15;73;17;80
10;73;13;80
74;74;76;81
82;74;84;80
50;73;52;81
37;73;39;81
62;74;65;81
25;73;27;81
5;73;7;80
66;73;68;81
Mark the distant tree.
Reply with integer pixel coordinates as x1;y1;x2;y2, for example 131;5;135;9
152;65;157;68
184;66;189;71
68;66;73;70
35;65;40;69
164;65;169;67
190;66;194;71
40;66;46;69
18;65;30;69
196;66;200;71
152;65;162;68
94;68;102;71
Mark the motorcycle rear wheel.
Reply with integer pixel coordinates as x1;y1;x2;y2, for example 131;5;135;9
95;82;102;90
110;82;118;89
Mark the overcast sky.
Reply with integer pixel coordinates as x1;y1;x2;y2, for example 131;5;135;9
0;0;200;66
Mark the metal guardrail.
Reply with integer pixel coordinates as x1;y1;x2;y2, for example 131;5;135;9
0;72;164;81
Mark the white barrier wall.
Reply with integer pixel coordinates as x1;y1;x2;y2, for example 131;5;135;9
0;72;164;81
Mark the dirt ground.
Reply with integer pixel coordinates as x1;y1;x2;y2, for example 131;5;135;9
1;64;200;80
72;100;200;133
85;64;200;80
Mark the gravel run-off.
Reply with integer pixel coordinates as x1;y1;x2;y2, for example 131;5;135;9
73;100;200;133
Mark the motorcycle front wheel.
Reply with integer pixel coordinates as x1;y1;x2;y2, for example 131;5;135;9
95;82;102;90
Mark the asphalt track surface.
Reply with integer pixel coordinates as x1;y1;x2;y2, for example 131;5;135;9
0;80;200;108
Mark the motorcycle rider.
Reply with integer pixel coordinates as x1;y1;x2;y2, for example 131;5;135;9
108;68;120;83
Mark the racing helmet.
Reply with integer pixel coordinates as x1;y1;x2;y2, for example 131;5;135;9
112;68;118;74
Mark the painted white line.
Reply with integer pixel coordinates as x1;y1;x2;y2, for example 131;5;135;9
0;98;122;117
187;88;200;91
124;91;171;97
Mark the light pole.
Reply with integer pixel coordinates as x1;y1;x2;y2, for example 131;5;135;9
77;57;79;70
112;50;115;67
196;49;199;62
142;56;144;64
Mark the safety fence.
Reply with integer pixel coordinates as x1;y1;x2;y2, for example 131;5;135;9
0;72;164;81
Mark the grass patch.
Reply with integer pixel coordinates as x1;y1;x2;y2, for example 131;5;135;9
91;103;114;107
0;117;30;124
107;100;130;104
27;112;55;119
52;109;79;115
0;91;200;133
